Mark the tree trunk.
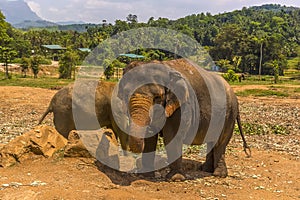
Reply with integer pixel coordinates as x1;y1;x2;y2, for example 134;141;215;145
259;42;263;80
5;61;9;79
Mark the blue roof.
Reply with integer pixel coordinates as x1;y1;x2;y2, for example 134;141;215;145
119;53;144;58
41;45;66;50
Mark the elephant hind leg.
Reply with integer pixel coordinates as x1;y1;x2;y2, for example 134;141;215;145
199;141;229;177
53;112;75;138
212;154;228;178
208;119;234;177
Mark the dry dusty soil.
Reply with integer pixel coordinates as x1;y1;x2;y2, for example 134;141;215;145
0;85;299;200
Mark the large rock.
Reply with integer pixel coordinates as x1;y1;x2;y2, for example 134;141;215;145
64;130;92;158
65;129;120;169
0;125;67;168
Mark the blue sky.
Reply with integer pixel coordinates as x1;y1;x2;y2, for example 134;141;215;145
23;0;300;23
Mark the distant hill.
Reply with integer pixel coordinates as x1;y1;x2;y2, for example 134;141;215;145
57;21;86;25
0;0;58;28
0;0;41;24
13;20;58;29
250;4;299;12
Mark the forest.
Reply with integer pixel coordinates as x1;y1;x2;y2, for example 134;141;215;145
0;4;299;79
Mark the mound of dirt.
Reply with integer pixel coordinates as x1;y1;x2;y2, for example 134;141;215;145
0;125;67;168
0;62;59;77
0;126;120;169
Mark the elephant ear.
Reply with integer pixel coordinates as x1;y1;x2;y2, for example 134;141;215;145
165;71;189;117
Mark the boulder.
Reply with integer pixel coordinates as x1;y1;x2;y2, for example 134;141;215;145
67;129;120;169
64;130;92;158
0;125;67;168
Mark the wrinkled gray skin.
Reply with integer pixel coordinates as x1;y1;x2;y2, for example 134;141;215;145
118;59;244;180
39;81;128;151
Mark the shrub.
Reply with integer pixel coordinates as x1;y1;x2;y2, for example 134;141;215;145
222;69;239;82
59;51;79;79
30;55;42;79
40;57;52;65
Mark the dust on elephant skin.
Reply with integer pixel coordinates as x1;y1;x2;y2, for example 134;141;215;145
118;59;248;180
39;81;128;152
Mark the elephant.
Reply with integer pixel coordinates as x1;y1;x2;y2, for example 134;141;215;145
38;81;128;152
116;59;250;180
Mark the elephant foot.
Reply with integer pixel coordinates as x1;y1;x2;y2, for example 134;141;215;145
166;170;185;182
213;156;228;178
213;167;228;178
198;162;214;173
137;170;155;179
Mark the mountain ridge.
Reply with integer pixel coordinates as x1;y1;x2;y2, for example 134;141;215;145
0;2;299;30
0;0;42;24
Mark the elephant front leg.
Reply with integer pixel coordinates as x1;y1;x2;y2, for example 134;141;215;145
163;131;185;181
139;133;158;177
199;142;214;173
163;112;185;181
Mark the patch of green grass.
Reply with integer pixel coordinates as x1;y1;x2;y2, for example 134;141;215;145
270;125;290;135
234;123;267;135
294;87;300;93
229;72;300;85
236;89;289;97
287;58;299;70
0;72;73;89
229;75;274;86
234;123;289;135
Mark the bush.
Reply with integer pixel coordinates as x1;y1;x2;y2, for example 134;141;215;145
222;69;239;82
59;51;79;79
20;57;30;78
104;59;126;80
30;55;42;79
39;57;52;65
12;56;51;65
11;58;22;63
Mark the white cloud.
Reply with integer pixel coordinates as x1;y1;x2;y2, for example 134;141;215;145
48;7;59;13
26;1;42;17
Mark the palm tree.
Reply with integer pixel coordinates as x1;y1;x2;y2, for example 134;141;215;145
253;30;268;79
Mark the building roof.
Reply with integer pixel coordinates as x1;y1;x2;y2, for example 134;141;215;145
41;45;67;50
78;48;91;52
119;53;144;58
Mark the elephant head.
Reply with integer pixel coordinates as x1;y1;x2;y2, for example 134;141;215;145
116;62;192;153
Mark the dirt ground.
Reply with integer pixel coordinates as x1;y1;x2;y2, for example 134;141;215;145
0;85;299;200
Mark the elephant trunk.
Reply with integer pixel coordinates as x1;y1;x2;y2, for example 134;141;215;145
128;94;152;153
165;101;179;117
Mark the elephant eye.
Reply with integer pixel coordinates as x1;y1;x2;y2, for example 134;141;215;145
153;96;162;104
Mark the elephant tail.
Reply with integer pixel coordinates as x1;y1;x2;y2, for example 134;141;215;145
237;111;251;157
38;104;53;125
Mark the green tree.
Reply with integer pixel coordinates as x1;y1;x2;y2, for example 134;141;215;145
30;55;42;78
272;60;279;84
252;30;268;79
59;51;79;79
0;11;9;46
103;59;126;80
222;69;239;82
216;59;234;72
0;47;17;79
20;57;30;77
232;56;242;72
126;14;138;23
209;24;246;61
0;11;15;79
